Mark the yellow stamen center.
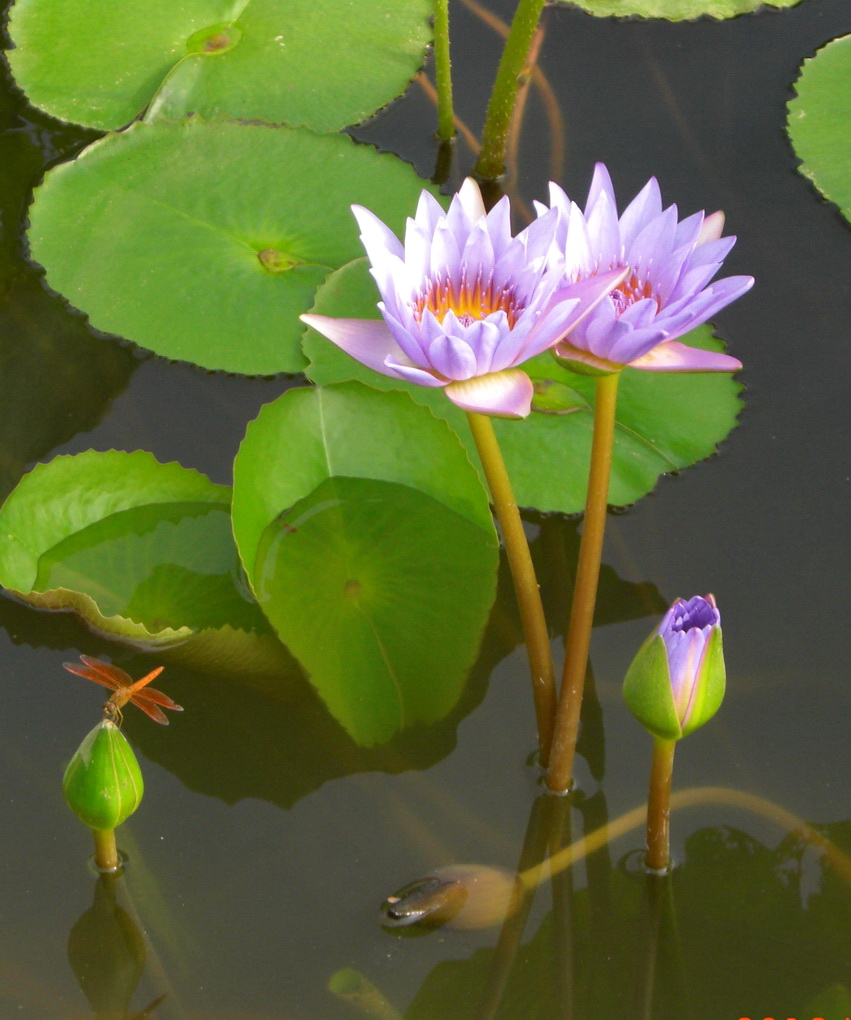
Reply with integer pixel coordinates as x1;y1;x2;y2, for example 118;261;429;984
414;271;520;328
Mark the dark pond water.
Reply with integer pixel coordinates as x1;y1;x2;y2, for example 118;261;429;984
1;0;850;1017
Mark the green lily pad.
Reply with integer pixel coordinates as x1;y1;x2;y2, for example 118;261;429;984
27;120;437;375
788;34;851;223
303;259;744;515
6;0;432;132
555;0;801;19
232;382;498;745
0;450;277;658
254;477;498;746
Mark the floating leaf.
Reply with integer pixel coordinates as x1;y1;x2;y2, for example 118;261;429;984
253;477;498;745
555;0;801;19
6;0;432;132
788;34;851;223
232;382;498;745
0;450;280;662
303;259;743;514
27;120;438;375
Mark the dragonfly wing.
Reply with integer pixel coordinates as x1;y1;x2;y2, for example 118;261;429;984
131;696;171;725
133;688;183;723
63;656;130;692
134;686;182;709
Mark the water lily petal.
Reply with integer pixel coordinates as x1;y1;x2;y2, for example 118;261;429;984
548;166;752;369
524;266;630;357
382;355;445;387
428;329;478;380
619;176;664;250
604;326;671;366
585;188;621;266
445;369;534;418
553;340;622;376
430;218;463;282
584;163;616;218
352;205;404;267
629;339;742;372
414;189;447;235
300;314;406;377
698;210;726;244
672;210;704;250
485;195;513;260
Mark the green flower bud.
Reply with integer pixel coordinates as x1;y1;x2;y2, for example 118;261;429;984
623;594;726;741
63;719;144;831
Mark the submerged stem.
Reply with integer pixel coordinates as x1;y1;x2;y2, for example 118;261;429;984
466;411;556;763
474;0;548;182
645;738;677;872
433;0;455;141
547;371;621;793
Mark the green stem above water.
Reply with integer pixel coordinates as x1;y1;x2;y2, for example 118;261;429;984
433;0;455;142
474;0;548;181
645;738;677;872
92;827;120;872
547;371;621;793
466;411;556;763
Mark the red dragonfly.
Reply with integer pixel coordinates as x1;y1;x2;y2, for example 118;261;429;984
63;655;183;725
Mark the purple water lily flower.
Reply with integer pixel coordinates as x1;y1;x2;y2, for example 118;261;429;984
623;594;726;741
301;179;626;418
541;165;753;374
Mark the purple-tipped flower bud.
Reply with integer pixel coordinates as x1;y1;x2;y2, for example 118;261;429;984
623;594;726;741
63;719;144;831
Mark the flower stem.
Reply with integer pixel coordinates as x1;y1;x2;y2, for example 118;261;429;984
92;827;120;872
645;738;677;872
547;371;620;793
466;411;556;763
433;0;455;142
474;0;548;182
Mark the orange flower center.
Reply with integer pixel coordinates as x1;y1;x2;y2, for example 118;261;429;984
610;270;661;315
414;272;520;328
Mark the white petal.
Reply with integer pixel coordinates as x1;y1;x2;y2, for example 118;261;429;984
352;205;403;263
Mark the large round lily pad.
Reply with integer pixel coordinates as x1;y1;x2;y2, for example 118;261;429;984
232;382;498;745
556;0;801;18
788;34;851;224
27;120;436;375
303;259;744;515
253;476;498;746
6;0;432;132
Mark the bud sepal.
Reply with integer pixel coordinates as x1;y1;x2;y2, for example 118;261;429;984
63;719;144;832
623;594;726;741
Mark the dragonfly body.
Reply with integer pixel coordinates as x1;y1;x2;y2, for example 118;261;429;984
63;656;183;725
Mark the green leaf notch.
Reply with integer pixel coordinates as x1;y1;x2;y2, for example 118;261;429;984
6;0;432;132
303;258;744;515
26;121;439;375
788;34;851;224
0;449;288;674
554;0;802;19
232;382;499;746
